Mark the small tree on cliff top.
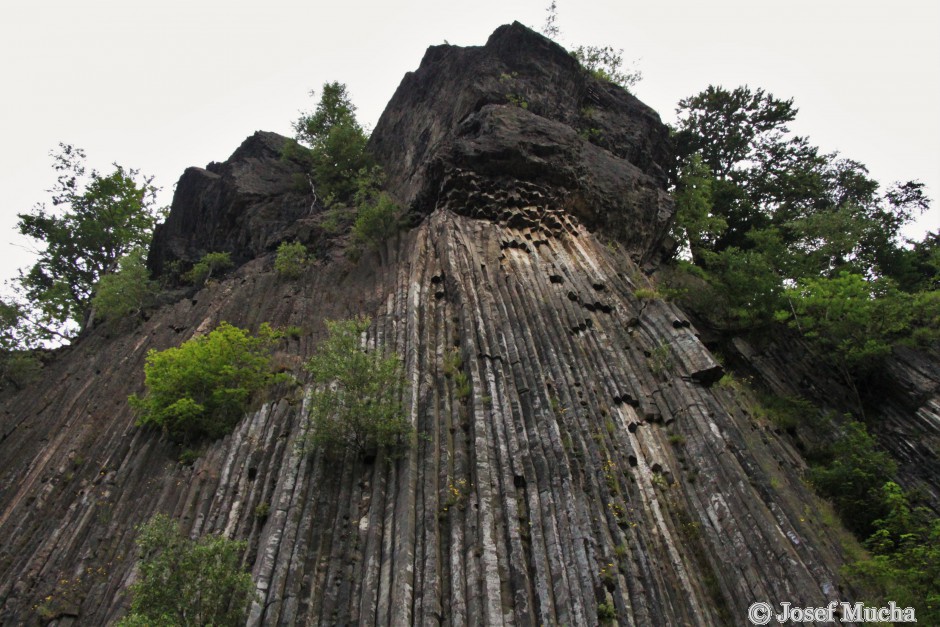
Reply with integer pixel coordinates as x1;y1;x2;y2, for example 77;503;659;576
293;82;372;204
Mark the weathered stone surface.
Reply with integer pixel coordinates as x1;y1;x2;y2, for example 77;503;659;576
0;22;891;627
370;21;674;264
727;334;940;511
147;130;314;277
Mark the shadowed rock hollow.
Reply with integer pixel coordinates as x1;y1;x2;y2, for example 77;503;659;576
0;22;884;626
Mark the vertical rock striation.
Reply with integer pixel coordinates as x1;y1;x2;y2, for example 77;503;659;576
0;22;876;626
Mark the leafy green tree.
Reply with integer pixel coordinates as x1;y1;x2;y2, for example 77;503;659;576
293;82;372;204
675;85;799;181
671;153;724;263
130;322;284;444
352;184;404;253
91;249;158;323
15;144;160;338
118;514;255;627
274;241;308;279
776;272;932;376
305;317;411;457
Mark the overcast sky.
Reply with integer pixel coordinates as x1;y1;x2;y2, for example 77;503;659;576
1;0;938;287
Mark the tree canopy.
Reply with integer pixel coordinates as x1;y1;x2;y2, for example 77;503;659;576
669;85;939;362
130;322;285;444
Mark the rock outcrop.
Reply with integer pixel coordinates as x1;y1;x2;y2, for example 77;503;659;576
0;22;886;626
147;131;313;277
370;22;674;265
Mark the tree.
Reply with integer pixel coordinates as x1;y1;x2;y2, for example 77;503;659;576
118;514;256;627
675;85;799;181
15;144;160;338
130;322;285;444
0;299;42;390
293;82;372;204
670;85;934;342
305;317;411;457
541;1;559;39
91;249;158;323
671;153;724;262
807;421;896;537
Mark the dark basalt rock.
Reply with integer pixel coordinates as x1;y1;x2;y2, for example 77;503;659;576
370;21;674;263
147;130;312;277
0;22;895;627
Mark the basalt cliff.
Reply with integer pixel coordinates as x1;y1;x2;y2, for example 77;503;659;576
1;22;938;626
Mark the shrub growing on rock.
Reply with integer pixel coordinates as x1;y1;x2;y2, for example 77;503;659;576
92;249;158;323
186;252;234;286
352;192;404;252
274;241;308;279
305;317;411;457
117;514;255;627
130;322;283;444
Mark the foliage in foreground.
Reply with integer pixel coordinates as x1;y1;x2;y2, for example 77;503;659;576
843;483;940;624
117;514;255;627
130;322;284;444
305;317;411;457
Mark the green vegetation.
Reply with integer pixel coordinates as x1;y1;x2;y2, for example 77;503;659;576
571;45;641;88
92;249;158;323
647;341;673;378
807;422;896;537
718;372;939;621
130;322;284;444
117;514;255;627
6;144;160;342
186;252;234;286
351;175;405;252
843;483;940;624
293;81;373;204
305;317;411;457
0;300;42;390
667;84;938;374
274;241;308;279
539;2;640;90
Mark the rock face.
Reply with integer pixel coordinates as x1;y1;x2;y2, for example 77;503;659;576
147;131;313;277
0;23;877;626
370;22;674;265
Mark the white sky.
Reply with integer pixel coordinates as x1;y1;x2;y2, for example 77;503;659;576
1;0;938;287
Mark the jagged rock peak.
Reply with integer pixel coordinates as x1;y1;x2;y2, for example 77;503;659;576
371;22;674;262
147;130;311;277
